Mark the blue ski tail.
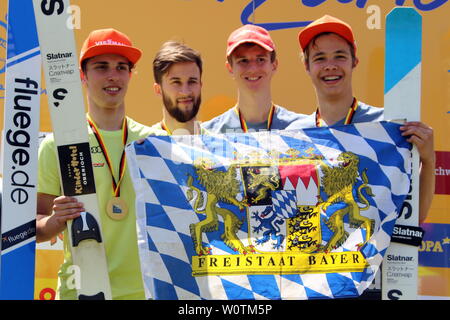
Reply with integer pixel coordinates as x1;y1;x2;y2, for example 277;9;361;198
0;0;41;300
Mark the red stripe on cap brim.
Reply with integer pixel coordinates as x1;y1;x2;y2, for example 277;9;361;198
299;22;356;52
80;45;142;65
227;39;274;57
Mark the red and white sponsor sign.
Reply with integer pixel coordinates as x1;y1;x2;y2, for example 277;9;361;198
435;151;450;195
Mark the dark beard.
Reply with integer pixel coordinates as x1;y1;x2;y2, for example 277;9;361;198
162;93;201;123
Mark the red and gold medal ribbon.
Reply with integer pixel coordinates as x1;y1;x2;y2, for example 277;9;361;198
315;98;358;127
87;114;128;197
160;121;172;135
233;104;276;133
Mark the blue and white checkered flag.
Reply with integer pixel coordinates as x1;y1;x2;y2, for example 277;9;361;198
126;121;411;300
271;190;298;219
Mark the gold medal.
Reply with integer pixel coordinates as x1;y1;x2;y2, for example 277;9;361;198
87;114;130;221
106;197;129;220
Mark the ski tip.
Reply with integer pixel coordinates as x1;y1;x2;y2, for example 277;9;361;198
387;6;421;21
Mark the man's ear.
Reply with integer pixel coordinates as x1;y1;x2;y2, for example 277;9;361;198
225;60;233;75
154;82;161;96
352;56;359;69
80;69;86;83
272;58;279;71
304;58;310;73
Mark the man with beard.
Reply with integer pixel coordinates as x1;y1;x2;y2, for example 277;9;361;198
150;41;203;135
202;24;306;133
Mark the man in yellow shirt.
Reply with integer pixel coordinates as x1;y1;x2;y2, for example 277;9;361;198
36;28;164;299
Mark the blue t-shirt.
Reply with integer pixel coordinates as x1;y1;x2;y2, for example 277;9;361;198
285;101;384;129
201;105;308;134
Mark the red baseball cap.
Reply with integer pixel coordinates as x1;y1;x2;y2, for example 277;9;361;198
298;15;356;52
80;28;142;65
226;24;275;57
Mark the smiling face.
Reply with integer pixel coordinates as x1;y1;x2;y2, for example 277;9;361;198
82;53;132;112
226;43;278;93
154;61;202;123
305;33;358;101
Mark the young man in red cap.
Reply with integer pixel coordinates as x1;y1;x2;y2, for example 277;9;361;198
150;41;203;135
287;15;435;224
202;24;306;133
36;28;164;300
